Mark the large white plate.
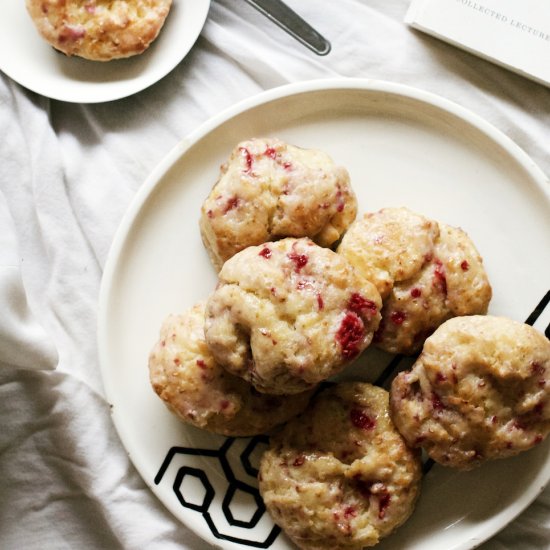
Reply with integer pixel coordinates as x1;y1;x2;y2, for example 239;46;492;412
98;79;550;549
0;0;210;103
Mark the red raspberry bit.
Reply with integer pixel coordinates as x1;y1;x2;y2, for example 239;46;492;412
348;293;378;318
270;287;277;296
259;247;272;259
533;435;544;445
378;490;391;520
431;392;445;411
410;287;422;298
288;252;308;272
59;24;86;42
336;312;365;359
317;293;324;310
196;359;207;369
207;209;214;218
239;147;254;173
350;408;376;430
173;357;181;366
160;339;166;347
343;506;357;519
390;310;406;325
220;399;230;410
435;372;447;383
264;147;277;159
460;260;470;271
283;162;293;170
222;196;240;214
513;420;527;430
335;185;345;212
293;455;305;467
433;258;447;295
491;415;498;424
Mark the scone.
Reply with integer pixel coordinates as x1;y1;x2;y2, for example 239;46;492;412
259;383;422;550
26;0;172;61
148;302;314;436
338;207;492;354
204;238;382;395
199;138;357;271
390;316;550;470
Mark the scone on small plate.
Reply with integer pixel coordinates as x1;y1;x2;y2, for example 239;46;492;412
259;382;422;550
199;137;357;271
148;302;314;436
204;238;382;395
338;207;492;355
390;315;550;470
26;0;173;61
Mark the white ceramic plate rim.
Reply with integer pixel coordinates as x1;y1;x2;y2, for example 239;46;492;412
0;0;210;103
98;78;550;549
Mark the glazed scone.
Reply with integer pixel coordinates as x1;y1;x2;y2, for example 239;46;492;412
259;383;422;550
26;0;172;61
390;316;550;470
148;303;314;436
199;138;357;271
338;207;492;354
204;238;382;395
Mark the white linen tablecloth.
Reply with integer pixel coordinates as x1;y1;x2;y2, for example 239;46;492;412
1;1;549;548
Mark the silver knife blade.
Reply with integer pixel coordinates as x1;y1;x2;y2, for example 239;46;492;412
243;0;331;56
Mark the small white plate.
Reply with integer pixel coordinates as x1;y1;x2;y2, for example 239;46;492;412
98;79;550;549
0;0;210;103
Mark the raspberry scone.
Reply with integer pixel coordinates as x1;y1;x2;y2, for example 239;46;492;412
199;138;357;271
338;207;492;355
204;238;382;395
259;383;422;550
390;316;550;470
26;0;172;61
148;302;314;436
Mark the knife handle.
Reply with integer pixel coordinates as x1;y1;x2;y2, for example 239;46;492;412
243;0;331;56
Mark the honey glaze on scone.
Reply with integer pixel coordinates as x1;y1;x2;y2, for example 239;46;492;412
204;238;382;395
148;302;314;437
338;207;492;355
26;0;172;61
200;138;357;271
390;315;550;470
259;383;422;550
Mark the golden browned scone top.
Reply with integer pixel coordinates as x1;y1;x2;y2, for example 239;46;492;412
148;302;314;436
200;137;357;271
26;0;172;61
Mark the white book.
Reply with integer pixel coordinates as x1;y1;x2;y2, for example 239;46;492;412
406;0;550;88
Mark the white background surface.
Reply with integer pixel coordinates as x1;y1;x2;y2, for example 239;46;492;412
1;1;549;549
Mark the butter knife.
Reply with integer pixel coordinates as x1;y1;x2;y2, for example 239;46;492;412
243;0;331;55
